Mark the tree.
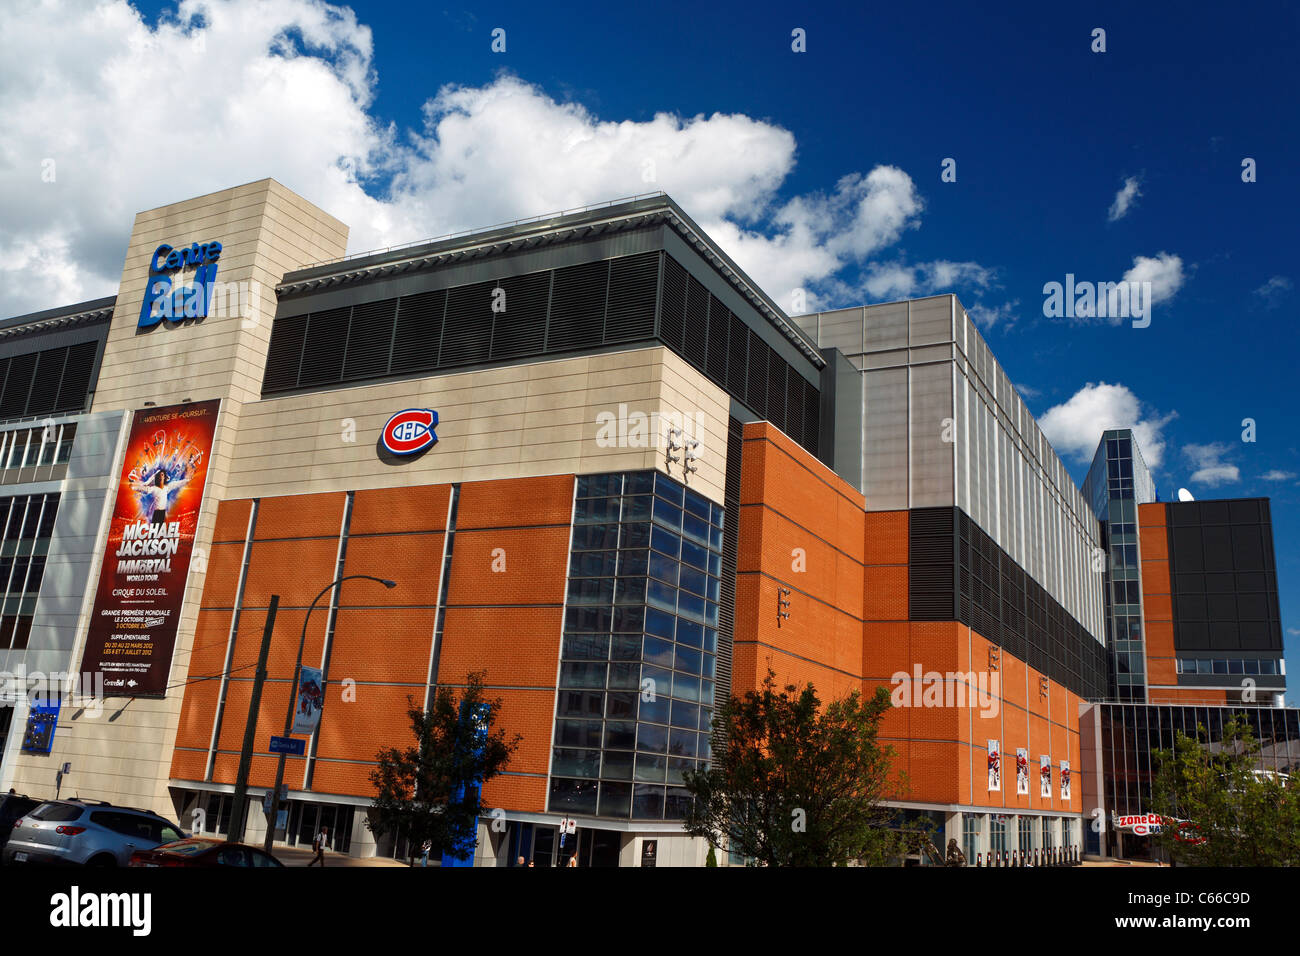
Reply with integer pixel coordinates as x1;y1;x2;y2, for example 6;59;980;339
367;672;521;866
1150;715;1300;866
682;669;915;866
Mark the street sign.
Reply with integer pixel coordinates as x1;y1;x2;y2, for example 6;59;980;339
269;735;305;756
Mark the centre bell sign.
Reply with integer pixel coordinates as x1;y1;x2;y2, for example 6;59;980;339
137;240;223;328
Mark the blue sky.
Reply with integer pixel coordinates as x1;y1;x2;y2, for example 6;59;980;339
4;0;1297;686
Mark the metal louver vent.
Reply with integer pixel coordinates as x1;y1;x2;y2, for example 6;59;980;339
658;254;687;352
391;289;446;373
491;272;550;360
547;259;609;353
298;307;350;386
604;252;658;343
440;280;496;368
343;299;397;381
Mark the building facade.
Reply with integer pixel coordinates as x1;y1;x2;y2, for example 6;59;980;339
1079;428;1293;859
0;180;1281;865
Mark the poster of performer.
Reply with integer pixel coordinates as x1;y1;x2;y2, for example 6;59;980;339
987;740;1001;791
1060;760;1071;800
292;666;325;735
1015;748;1029;795
79;400;220;697
1040;755;1052;798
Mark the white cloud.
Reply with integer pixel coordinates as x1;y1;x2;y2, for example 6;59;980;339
967;298;1020;329
1123;252;1185;305
0;0;996;323
847;259;996;307
1038;382;1176;467
1253;276;1292;309
1184;443;1240;487
1261;470;1296;482
1107;175;1142;222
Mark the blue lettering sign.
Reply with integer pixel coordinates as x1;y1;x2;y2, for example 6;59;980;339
138;240;222;329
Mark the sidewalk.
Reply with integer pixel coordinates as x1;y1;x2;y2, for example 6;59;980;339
273;844;410;868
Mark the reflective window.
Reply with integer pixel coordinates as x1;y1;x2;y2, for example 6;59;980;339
549;470;723;821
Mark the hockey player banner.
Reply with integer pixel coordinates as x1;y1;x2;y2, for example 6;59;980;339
1040;755;1052;798
987;740;1001;791
79;400;220;697
1016;748;1029;795
292;666;325;735
1060;760;1071;800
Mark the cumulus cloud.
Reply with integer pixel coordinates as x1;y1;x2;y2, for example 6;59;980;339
967;298;1021;329
1184;443;1240;487
1253;276;1292;309
0;0;998;322
1038;382;1176;467
1123;252;1186;307
1107;175;1142;222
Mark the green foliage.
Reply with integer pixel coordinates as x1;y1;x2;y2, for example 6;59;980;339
1150;715;1300;866
682;668;911;866
367;672;521;865
705;845;718;867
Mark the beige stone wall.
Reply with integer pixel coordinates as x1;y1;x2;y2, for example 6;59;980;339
222;345;730;505
6;180;348;816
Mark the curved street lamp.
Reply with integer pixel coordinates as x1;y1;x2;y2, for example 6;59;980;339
263;574;396;854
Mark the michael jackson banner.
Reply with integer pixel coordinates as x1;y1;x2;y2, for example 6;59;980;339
79;400;220;697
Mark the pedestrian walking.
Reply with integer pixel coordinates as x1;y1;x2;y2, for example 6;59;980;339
308;824;329;866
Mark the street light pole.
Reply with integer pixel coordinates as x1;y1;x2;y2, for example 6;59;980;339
262;574;396;855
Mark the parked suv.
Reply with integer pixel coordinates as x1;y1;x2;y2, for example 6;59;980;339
0;792;40;855
2;799;186;867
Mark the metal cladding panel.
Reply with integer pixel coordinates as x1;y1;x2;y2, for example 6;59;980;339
817;307;864;355
908;295;953;347
864;301;908;351
908;361;955;507
66;410;126;481
863;366;908;510
955;370;970;516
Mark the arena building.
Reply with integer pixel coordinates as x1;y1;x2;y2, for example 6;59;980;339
0;180;1280;865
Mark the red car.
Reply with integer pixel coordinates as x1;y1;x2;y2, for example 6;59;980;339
128;837;284;868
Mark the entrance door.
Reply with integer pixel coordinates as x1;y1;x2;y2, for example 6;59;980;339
295;803;319;848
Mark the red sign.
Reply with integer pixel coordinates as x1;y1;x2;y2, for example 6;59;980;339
79;400;221;697
381;408;438;456
1115;813;1163;836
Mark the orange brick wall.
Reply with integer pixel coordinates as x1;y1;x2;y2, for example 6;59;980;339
1139;503;1178;690
733;422;1082;815
171;475;576;814
733;421;865;702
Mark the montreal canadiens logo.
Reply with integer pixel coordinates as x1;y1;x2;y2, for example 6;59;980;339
382;408;439;455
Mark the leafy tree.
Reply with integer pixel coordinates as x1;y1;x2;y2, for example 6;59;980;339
367;672;521;866
682;669;914;866
1150;715;1300;866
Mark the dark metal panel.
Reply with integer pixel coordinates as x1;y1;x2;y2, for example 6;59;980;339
390;289;446;374
440;280;496;368
297;307;350;387
491;271;550;361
